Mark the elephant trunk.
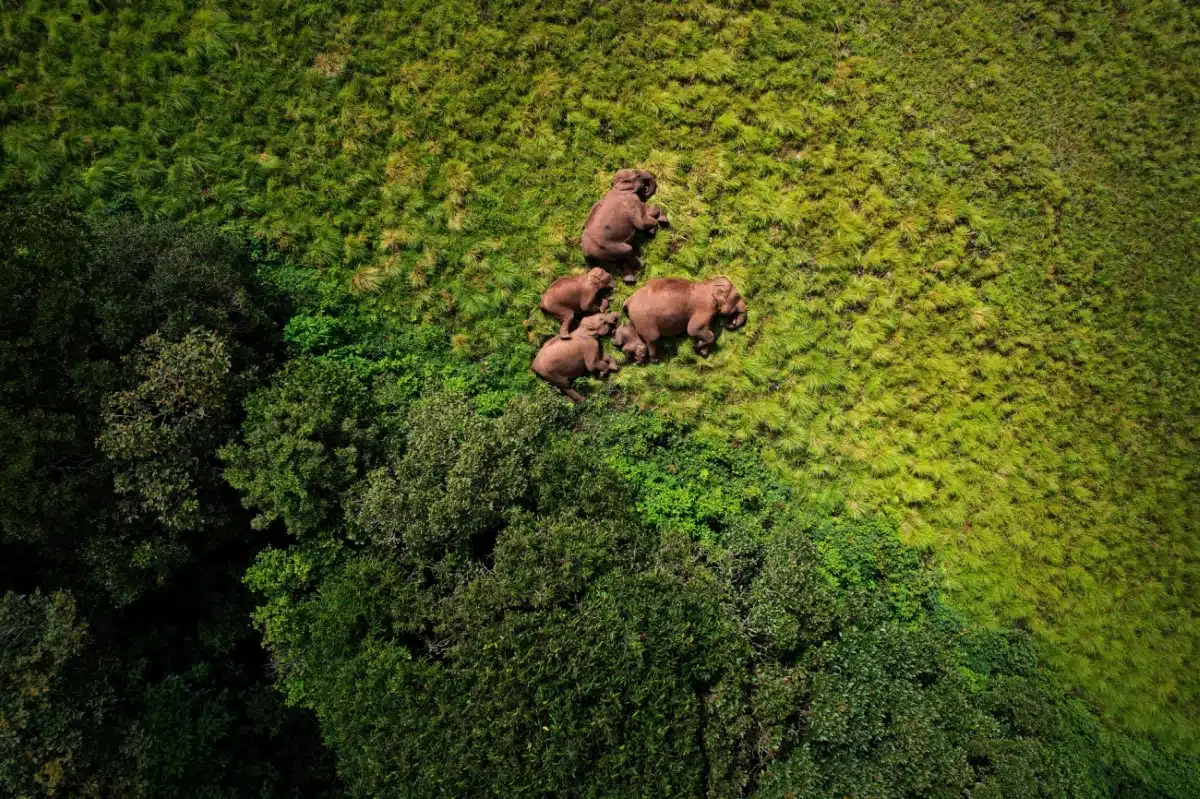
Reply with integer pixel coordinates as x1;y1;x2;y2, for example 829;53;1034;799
727;299;747;329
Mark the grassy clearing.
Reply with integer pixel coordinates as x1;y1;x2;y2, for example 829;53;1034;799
3;0;1197;749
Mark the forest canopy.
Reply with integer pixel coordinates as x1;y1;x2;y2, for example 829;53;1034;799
0;199;339;798
237;375;1192;798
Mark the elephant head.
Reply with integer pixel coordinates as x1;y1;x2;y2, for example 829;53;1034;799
586;266;614;291
613;324;648;362
709;277;747;329
577;312;620;338
612;169;658;201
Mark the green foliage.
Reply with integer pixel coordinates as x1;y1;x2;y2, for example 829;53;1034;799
2;0;1193;744
0;583;343;799
0;591;86;798
0;197;282;599
222;357;376;537
239;378;1197;797
353;391;570;559
100;329;239;532
0;200;339;798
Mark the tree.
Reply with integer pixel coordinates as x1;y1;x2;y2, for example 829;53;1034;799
0;591;87;798
100;330;240;534
0;197;339;798
239;382;1178;797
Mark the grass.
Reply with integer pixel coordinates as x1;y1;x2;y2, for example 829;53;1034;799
3;0;1197;750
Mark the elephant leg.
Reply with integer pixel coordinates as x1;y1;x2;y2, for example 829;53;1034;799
620;253;642;284
542;302;575;338
632;321;661;362
688;317;716;357
547;375;584;404
592;241;639;284
603;241;634;259
640;204;670;230
583;342;609;377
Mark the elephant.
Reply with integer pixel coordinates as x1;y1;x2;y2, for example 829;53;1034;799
581;169;669;284
531;312;622;403
539;267;614;338
623;277;747;360
612;324;648;364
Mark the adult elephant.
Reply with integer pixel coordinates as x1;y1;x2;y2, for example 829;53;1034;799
581;169;668;284
623;277;746;361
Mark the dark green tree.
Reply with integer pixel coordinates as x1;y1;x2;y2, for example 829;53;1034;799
0;197;339;798
0;591;87;797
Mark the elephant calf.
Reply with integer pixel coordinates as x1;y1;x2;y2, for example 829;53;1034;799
531;312;621;403
612;324;648;364
581;169;669;284
624;277;747;361
539;267;614;338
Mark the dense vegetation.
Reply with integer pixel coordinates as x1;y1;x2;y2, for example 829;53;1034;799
3;0;1195;747
232;351;1197;797
6;201;1196;797
1;0;1197;795
0;200;340;797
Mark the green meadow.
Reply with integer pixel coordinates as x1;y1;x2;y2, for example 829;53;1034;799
3;0;1197;756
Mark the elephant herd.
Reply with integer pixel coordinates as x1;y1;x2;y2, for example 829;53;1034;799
532;169;747;403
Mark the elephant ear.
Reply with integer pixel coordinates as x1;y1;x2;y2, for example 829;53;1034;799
710;277;732;310
588;266;614;287
638;172;658;200
612;169;640;192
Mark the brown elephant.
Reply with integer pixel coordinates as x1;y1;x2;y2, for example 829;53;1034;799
612;324;648;364
531;312;621;403
623;277;747;360
539;267;614;338
581;169;669;284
